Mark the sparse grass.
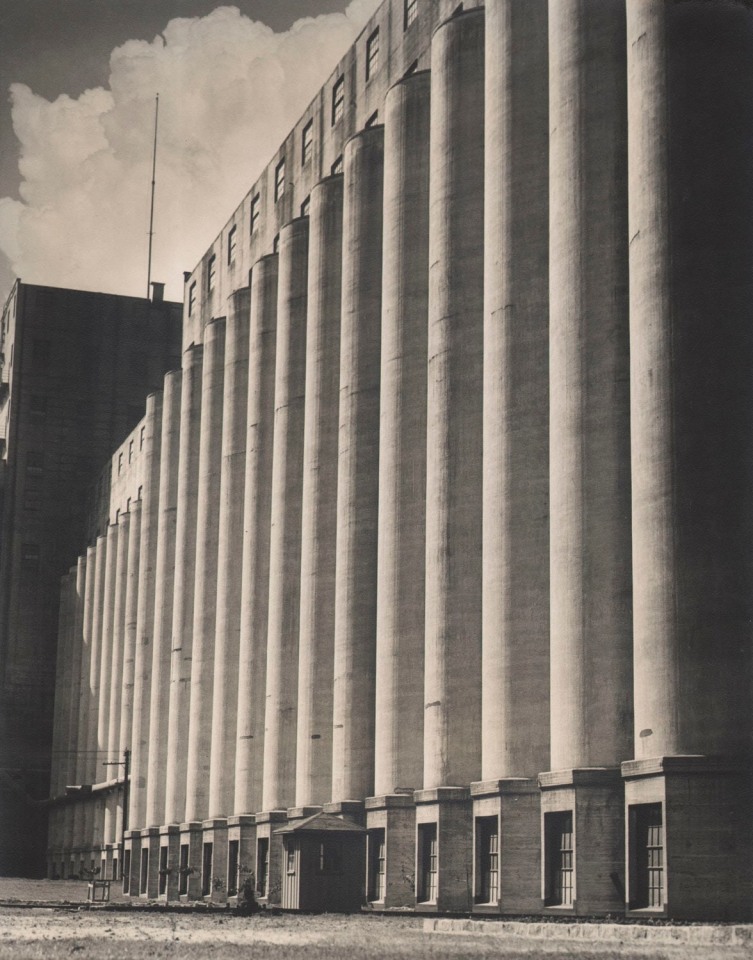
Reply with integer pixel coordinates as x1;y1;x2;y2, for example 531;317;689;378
0;909;747;960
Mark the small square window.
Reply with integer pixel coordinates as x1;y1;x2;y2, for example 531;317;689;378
300;196;311;218
404;0;418;30
250;194;261;233
302;120;314;165
128;439;134;463
331;155;344;176
207;255;217;293
188;281;197;316
228;225;237;265
332;76;345;126
275;158;286;201
366;28;380;81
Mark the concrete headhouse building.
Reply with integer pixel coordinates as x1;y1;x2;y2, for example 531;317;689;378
43;0;753;920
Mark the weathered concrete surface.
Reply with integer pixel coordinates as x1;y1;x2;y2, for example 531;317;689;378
262;219;309;813
296;177;343;808
185;318;227;823
164;344;204;825
144;370;182;829
117;498;141;842
129;391;164;831
104;511;129;845
234;255;278;816
627;0;753;764
374;71;430;799
423;8;485;791
548;0;632;771
482;0;550;781
332;126;384;804
208;289;251;819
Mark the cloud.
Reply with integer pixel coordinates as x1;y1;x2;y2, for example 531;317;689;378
0;1;377;303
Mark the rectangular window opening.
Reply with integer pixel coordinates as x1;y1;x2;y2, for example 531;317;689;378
475;816;499;904
158;846;168;895
257;838;269;897
274;158;286;201
332;75;345;126
140;848;149;895
227;840;239;896
202;842;213;897
630;803;664;910
207;254;217;293
544;811;574;907
331;155;344;176
404;0;418;30
366;28;380;81
250;194;261;233
178;843;189;896
302;119;314;165
111;857;118;882
365;110;379;129
122;850;131;894
300;195;311;218
367;828;386;902
188;281;197;316
228;225;238;265
417;823;438;903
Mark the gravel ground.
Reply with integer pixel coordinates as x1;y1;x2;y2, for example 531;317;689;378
0;882;747;960
0;909;749;960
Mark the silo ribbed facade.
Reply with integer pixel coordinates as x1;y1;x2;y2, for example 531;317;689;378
47;0;753;921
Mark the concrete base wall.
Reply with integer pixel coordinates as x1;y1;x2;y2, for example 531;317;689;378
254;811;287;907
471;779;541;916
414;788;473;914
539;769;624;917
623;756;753;921
365;795;416;909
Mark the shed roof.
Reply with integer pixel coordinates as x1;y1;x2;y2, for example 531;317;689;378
274;812;365;835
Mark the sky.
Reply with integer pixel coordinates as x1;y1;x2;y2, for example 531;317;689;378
0;0;379;306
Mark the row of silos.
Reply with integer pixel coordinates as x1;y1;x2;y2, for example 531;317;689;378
48;0;753;919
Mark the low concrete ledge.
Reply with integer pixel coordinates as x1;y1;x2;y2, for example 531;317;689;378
423;917;753;946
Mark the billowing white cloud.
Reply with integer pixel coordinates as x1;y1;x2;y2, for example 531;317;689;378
0;1;377;302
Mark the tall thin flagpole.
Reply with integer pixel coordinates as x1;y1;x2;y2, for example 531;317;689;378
146;94;159;299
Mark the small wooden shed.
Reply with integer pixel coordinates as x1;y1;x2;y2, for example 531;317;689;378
275;812;366;913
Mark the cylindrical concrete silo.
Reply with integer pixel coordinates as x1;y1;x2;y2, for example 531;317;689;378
548;0;632;774
331;125;385;804
145;369;183;828
129;391;164;831
234;255;279;816
208;288;251;820
295;176;344;809
164;343;204;825
262;218;310;813
185;318;227;823
423;8;485;791
374;71;431;799
104;512;130;847
482;0;550;781
116;498;141;842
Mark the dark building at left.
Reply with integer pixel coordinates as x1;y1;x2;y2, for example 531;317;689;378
0;280;182;875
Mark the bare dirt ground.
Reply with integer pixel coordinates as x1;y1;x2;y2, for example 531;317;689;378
0;882;747;960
